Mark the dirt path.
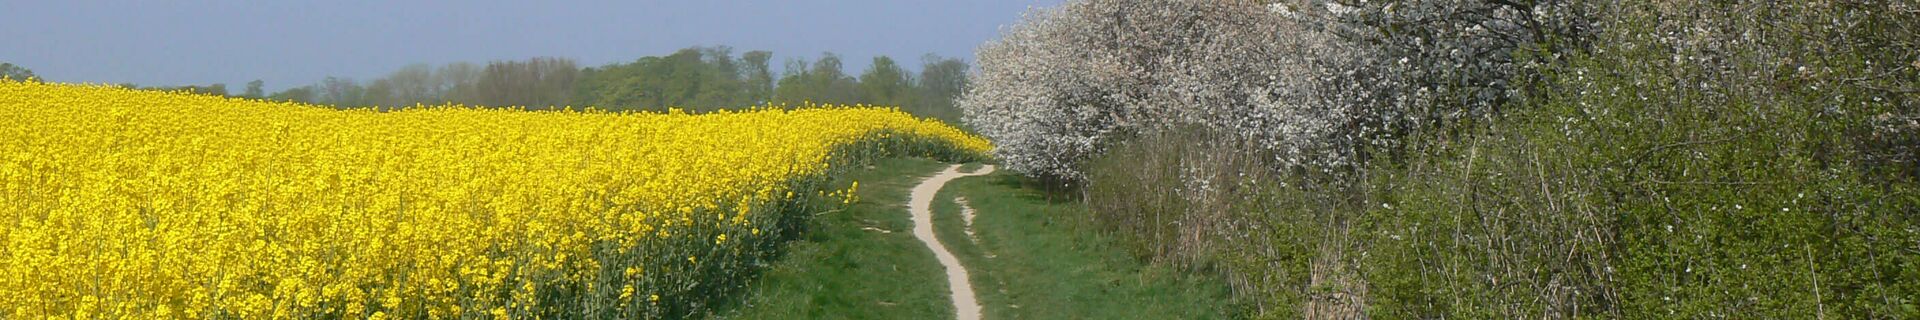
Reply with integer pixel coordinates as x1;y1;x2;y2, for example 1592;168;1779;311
909;164;994;320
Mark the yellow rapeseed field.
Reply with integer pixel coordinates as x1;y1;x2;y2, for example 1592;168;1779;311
0;80;989;318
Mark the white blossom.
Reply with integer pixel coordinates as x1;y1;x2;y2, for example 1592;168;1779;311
963;0;1585;181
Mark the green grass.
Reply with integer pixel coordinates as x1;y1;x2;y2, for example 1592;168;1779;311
717;157;955;319
717;159;1241;319
936;171;1242;319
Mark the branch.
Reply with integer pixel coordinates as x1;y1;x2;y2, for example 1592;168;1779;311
1617;138;1737;185
1842;77;1920;94
1635;179;1785;186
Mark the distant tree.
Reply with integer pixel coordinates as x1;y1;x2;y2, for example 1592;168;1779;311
244;80;265;98
269;86;317;103
434;62;483;104
204;83;228;96
639;52;699;108
476;57;578;108
859;56;915;109
371;63;435;107
775;52;861;105
0;63;36;81
143;83;230;96
915;54;969;122
741;50;775;104
693;46;745;107
289;62;486;108
576;55;663;110
573;47;758;111
364;78;396;109
776;58;811;100
809;54;848;96
317;76;366;107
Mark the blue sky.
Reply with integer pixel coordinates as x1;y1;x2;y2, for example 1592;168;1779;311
1;0;1062;91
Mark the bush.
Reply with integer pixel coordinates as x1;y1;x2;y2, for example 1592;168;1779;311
961;0;1366;181
975;0;1920;318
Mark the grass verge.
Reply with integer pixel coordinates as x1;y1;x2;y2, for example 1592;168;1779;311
717;157;955;319
719;159;1242;319
935;170;1243;319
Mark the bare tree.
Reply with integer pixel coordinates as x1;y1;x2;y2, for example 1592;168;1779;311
476;57;579;108
435;62;483;104
317;76;365;106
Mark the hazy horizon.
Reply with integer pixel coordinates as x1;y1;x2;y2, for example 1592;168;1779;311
1;0;1062;92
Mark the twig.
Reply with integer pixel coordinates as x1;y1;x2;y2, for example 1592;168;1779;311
1618;138;1737;185
1635;179;1784;186
1807;244;1826;320
1842;77;1920;94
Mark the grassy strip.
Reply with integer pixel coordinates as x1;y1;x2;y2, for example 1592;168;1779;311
937;171;1244;319
717;158;957;319
622;133;984;318
719;159;1243;319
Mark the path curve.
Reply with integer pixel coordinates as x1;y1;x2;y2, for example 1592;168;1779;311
909;164;994;320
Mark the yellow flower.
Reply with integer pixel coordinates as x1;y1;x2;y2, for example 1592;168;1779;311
0;80;991;318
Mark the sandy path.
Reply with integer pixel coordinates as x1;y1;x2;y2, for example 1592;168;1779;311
909;164;995;320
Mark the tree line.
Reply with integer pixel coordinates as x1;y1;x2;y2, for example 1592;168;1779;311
247;47;970;123
5;46;972;123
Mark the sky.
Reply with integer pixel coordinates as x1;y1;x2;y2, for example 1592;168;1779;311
1;0;1063;92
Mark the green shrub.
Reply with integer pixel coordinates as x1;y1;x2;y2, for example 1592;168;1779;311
1070;1;1919;318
